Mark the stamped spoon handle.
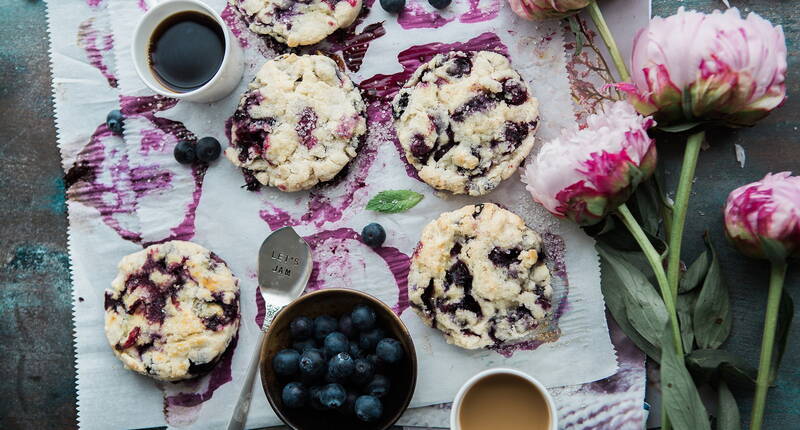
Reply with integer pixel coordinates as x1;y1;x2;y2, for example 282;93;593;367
226;303;283;430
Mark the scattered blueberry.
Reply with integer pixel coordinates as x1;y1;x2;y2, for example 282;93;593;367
106;109;124;135
314;315;338;341
361;223;386;248
351;305;377;331
355;395;383;422
298;349;326;379
309;386;326;411
272;349;300;377
292;338;317;353
290;316;314;340
281;382;307;408
352;358;374;385
324;332;350;358
376;338;404;363
365;374;391;398
428;0;451;8
338;314;355;338
173;140;197;165
348;342;364;359
196;136;222;162
359;327;385;351
366;354;382;370
319;383;347;409
379;0;405;14
327;352;355;381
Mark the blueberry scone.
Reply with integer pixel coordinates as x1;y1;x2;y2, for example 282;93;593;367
104;241;240;381
231;0;362;47
392;51;539;196
226;54;367;192
408;203;552;349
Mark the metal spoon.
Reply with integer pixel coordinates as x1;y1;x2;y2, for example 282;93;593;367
226;226;313;430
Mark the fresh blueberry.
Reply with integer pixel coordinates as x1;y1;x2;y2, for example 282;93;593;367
281;382;307;408
327;352;355;381
366;354;383;372
428;0;451;9
376;338;404;363
355;395;383;422
361;223;386;248
272;349;300;377
292;338;317;353
351;358;375;385
359;327;385;351
309;385;326;411
319;383;347;409
351;305;377;331
338;314;355;338
365;374;391;398
290;316;314;340
106;109;124;135
323;332;350;358
298;349;326;379
174;140;196;165
314;315;338;341
379;0;405;14
348;342;364;358
196;136;221;162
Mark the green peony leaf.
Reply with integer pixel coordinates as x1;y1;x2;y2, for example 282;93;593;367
365;190;424;213
693;234;732;349
661;321;712;430
680;250;709;293
677;292;698;352
685;349;757;388
716;380;741;430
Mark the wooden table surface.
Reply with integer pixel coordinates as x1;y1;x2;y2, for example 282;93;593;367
0;0;797;428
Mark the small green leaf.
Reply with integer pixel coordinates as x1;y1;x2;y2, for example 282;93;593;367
633;179;662;236
567;16;584;55
769;290;794;383
597;245;668;349
716;380;741;430
680;250;709;293
658;122;703;133
661;321;711;430
599;250;661;362
693;234;731;349
686;349;757;388
677;292;697;352
365;190;424;213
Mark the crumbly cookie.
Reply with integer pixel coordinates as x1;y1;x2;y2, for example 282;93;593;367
104;241;240;381
231;0;362;47
226;54;367;192
392;51;539;196
408;203;552;349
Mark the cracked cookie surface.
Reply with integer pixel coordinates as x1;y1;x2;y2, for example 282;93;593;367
408;203;552;349
231;0;362;47
104;241;240;381
392;51;539;196
226;54;367;192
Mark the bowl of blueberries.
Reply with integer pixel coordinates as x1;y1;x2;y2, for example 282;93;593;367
260;288;418;430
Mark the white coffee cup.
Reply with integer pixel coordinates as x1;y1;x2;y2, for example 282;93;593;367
450;368;558;430
132;0;243;103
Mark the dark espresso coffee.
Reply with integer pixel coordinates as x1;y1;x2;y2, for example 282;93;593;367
149;11;225;93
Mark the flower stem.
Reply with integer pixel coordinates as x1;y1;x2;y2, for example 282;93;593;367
617;203;683;356
750;261;788;430
666;131;705;299
587;1;631;82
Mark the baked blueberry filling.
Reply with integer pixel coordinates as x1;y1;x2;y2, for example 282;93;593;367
410;134;432;162
393;92;409;119
501;79;528;106
296;107;318;148
488;247;521;267
451;92;496;122
446;56;472;77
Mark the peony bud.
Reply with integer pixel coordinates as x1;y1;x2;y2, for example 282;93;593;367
523;101;656;226
724;172;800;260
620;7;786;127
508;0;592;21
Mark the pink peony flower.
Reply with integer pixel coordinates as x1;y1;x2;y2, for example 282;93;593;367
620;7;786;127
523;101;656;226
724;172;800;260
508;0;592;21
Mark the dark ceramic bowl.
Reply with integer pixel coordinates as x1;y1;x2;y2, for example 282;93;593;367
260;288;417;430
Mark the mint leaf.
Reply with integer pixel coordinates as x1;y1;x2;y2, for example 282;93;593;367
366;190;424;213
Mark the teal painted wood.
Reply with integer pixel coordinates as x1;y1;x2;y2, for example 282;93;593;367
0;0;797;428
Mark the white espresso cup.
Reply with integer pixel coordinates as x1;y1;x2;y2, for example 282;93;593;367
132;0;243;103
450;368;558;430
